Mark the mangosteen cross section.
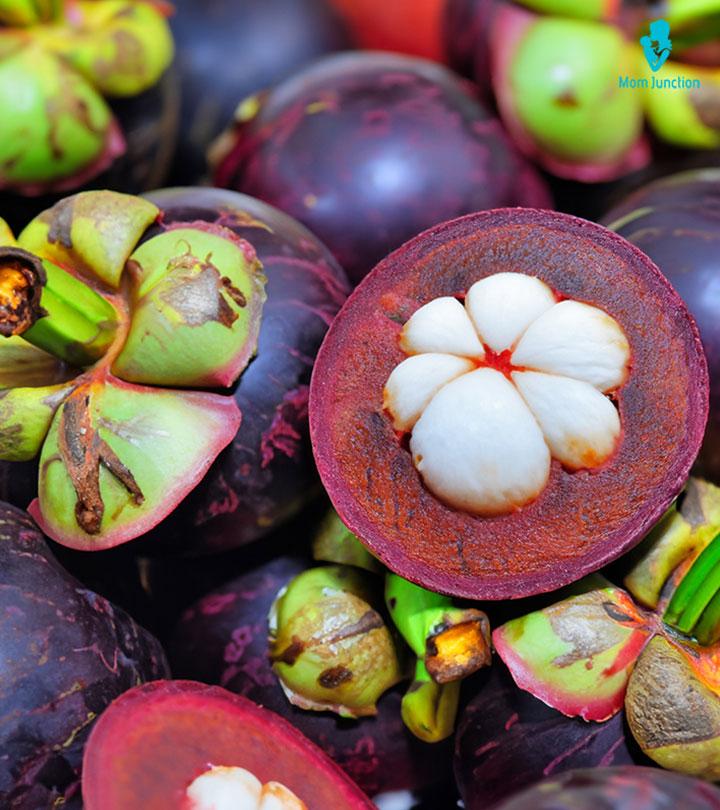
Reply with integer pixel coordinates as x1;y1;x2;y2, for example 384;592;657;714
384;272;630;516
187;765;306;810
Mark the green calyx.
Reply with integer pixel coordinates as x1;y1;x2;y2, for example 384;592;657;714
0;190;266;551
312;509;383;573
386;573;491;685
665;532;720;641
507;18;643;164
0;1;173;191
269;566;404;719
401;659;460;744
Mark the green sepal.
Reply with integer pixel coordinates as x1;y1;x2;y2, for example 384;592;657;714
0;335;70;389
312;509;383;573
513;0;610;19
41;1;174;98
0;0;60;26
386;572;491;684
269;565;403;719
626;479;720;609
0;382;72;461
664;531;720;633
401;659;460;744
113;228;267;388
32;375;241;550
0;45;113;188
493;584;654;721
19;191;159;290
641;58;720;149
0;219;17;247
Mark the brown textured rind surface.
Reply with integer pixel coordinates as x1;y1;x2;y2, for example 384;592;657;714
310;208;709;599
0;501;168;808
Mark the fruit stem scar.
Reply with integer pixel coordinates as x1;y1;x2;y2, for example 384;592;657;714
0;248;46;337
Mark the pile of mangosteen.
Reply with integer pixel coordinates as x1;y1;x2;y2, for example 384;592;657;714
2;2;720;809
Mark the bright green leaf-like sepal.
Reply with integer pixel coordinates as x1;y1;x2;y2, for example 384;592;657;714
19;191;159;289
312;509;383;573
113;228;267;388
493;585;655;721
0;382;71;461
30;375;241;550
0;45;115;190
39;1;174;98
0;0;60;26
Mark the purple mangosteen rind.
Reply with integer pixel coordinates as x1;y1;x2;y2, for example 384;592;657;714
310;207;709;600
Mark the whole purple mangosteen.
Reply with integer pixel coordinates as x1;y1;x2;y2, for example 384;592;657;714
212;51;551;283
0;501;168;808
602;169;720;482
167;554;452;797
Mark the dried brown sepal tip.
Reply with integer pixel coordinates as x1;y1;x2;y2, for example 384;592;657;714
426;611;492;685
0;247;45;337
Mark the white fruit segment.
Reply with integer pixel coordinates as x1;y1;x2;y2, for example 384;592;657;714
410;369;551;515
512;371;621;470
465;273;556;353
400;297;485;358
186;766;306;810
511;300;630;392
383;354;475;431
383;272;630;516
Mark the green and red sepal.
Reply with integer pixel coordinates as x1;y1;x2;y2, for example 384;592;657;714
493;583;656;721
29;375;241;550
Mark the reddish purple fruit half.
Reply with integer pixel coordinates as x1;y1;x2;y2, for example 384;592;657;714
602;169;720;482
310;208;708;599
0;501;168;808
144;188;349;553
454;663;637;810
212;51;551;284
494;767;720;810
167;555;450;795
82;680;374;810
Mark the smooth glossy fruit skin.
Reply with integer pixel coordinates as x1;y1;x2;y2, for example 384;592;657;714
454;664;637;810
0;501;168;808
310;208;709;600
82;680;374;810
329;0;444;60
143;188;349;554
0;68;180;233
602;169;720;483
168;0;352;185
167;555;452;796
214;52;551;284
494;766;720;810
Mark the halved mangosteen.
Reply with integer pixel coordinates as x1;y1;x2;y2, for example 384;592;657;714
81;680;374;810
310;209;709;600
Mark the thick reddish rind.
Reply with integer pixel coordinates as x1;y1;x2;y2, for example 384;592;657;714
82;680;374;810
310;208;709;600
0;501;168;808
454;664;637;810
167;555;450;796
494;767;720;810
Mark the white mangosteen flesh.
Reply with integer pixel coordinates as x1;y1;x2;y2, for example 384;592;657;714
383;272;630;516
186;765;306;810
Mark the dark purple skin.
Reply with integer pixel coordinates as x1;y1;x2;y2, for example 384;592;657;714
214;51;551;284
443;0;506;93
0;501;169;809
168;0;352;185
495;767;720;810
137;187;349;554
167;554;452;796
454;663;639;810
602;169;720;482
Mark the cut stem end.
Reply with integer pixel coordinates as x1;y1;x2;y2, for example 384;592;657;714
0;249;46;338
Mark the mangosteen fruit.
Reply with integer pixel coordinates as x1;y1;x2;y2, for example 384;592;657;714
143;187;350;553
494;766;720;810
0;500;168;807
310;208;708;600
168;0;352;185
211;51;551;284
168;555;454;796
454;662;637;810
81;680;373;809
0;1;176;228
602;169;720;482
